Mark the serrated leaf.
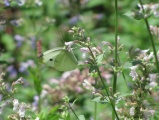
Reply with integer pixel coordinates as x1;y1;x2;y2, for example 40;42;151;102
96;54;104;65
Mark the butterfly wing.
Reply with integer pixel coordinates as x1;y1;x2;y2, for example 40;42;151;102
39;48;63;67
54;50;78;71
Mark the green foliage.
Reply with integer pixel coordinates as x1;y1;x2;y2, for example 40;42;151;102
0;0;159;119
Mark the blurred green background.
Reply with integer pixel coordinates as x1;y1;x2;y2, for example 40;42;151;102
0;0;159;119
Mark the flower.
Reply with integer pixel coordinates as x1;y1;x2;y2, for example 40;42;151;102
80;47;89;53
14;35;25;47
18;103;25;118
129;66;138;81
4;0;10;6
130;107;135;116
35;0;42;6
16;0;26;6
13;99;19;111
35;117;40;120
10;19;24;27
7;65;17;78
19;60;35;73
32;96;39;111
82;79;95;93
69;16;79;25
149;81;157;88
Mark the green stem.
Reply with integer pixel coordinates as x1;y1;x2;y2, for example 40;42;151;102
87;46;119;120
113;0;118;119
94;78;97;120
138;0;159;72
114;0;118;97
94;102;97;120
67;103;80;120
38;95;41;113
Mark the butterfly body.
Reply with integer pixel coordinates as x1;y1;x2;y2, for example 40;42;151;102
39;48;78;71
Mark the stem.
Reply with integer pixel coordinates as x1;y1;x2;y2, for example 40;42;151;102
114;0;118;92
38;95;41;113
87;46;119;120
113;0;118;119
138;0;159;72
67;103;80;120
94;78;97;120
94;102;97;120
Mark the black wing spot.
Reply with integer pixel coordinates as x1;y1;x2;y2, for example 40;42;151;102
49;58;53;61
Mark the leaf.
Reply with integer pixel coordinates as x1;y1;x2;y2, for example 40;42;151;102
118;93;133;99
92;96;109;104
86;0;104;8
0;61;8;65
78;115;85;120
96;54;104;65
89;65;97;73
1;34;16;51
123;62;132;69
72;99;78;106
123;11;144;20
28;68;42;95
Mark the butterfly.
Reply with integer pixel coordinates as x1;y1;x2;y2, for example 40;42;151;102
39;47;78;71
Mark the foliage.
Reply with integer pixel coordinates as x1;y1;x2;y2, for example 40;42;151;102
0;0;159;120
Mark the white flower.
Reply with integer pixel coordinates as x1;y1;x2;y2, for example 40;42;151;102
148;110;155;115
65;41;74;47
35;0;42;6
13;99;19;111
149;74;157;81
80;47;89;53
35;117;40;120
130;107;135;116
65;41;74;51
82;79;95;92
17;0;26;6
129;66;138;81
82;53;87;58
150;81;157;88
18;104;25;118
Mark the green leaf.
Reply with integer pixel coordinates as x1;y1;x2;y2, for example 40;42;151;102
118;93;133;99
123;62;132;69
29;68;42;95
123;11;144;20
1;34;16;51
86;0;104;8
89;65;97;73
78;115;85;120
92;96;108;104
96;54;104;65
0;61;8;65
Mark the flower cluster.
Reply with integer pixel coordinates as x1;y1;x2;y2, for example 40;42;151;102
138;3;159;18
3;0;43;7
115;48;158;119
0;73;39;119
